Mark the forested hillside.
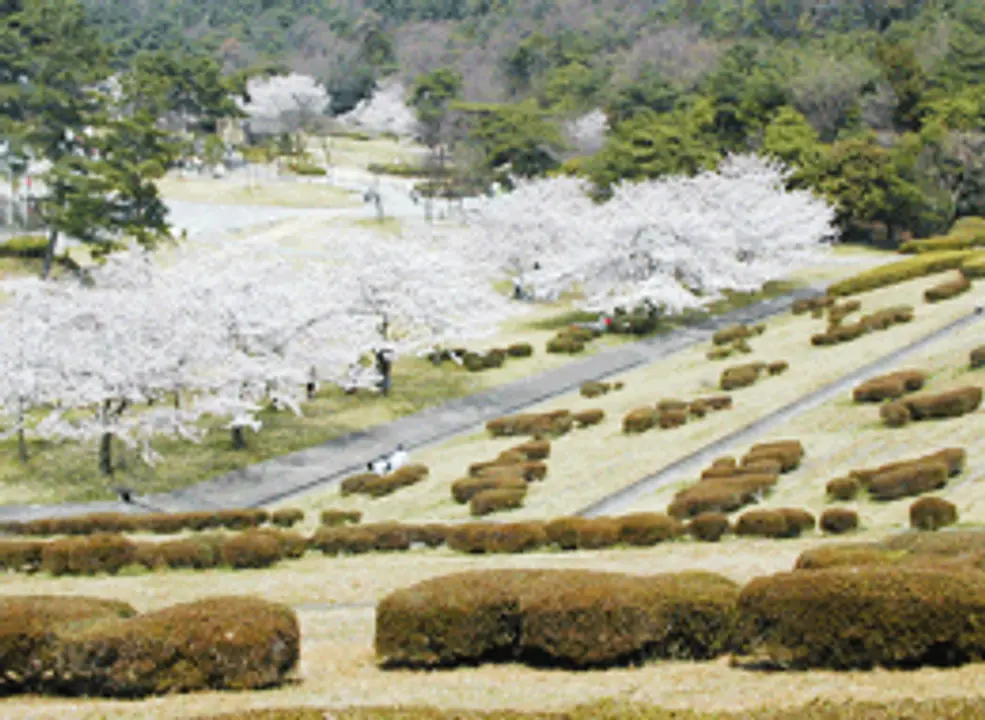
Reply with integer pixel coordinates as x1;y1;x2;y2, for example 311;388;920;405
76;0;985;244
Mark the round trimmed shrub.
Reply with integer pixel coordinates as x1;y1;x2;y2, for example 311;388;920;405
868;461;948;501
735;509;797;539
794;543;901;570
767;360;789;376
545;517;620;550
910;497;958;531
880;401;912;428
470;488;526;517
573;408;605;427
738;566;985;669
0;540;44;573
658;409;688;429
320;509;362;526
687;513;730;542
405;523;448;548
41;534;137;576
514;438;550;460
720;365;760;391
820;508;859;534
57;596;300;696
270;508;304;528
777;508;816;534
447;522;547;554
826;477;860;501
506;342;533;357
623;407;657;433
580;381;610;398
452;475;526;504
615;513;681;547
220;530;283;569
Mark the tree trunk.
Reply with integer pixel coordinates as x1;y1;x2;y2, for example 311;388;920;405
17;428;27;464
41;228;59;280
99;432;113;475
231;426;246;450
173;390;181;409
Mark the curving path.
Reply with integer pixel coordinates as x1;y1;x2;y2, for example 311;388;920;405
577;308;985;518
0;287;819;522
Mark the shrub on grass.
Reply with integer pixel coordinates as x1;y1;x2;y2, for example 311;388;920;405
141;536;222;571
470;488;526;516
452;475;527;504
826;250;976;296
720;364;760;391
705;395;733;410
310;526;376;555
253;528;308;559
518;461;548;482
514;438;551;460
405;524;448;548
546;335;585;354
826;477;860;501
656;399;688;413
853;369;926;402
924;273;972;303
41;534;137;576
658;409;688;429
794;543;900;570
214;509;269;531
737;566;985;669
743;441;804;472
735;509;798;539
363;523;412;552
971;345;985;369
851;448;966;487
320;509;362;526
963;254;985;278
446;522;548;554
667;475;778;519
219;530;284;569
688;399;709;418
899;387;982;421
777;508;816;534
544;517;620;550
0;540;44;573
271;509;304;528
580;381;610;398
820;508;859;534
615;513;681;546
901;219;985;253
867;462;949;501
712;324;751;346
622;407;658;433
880;400;912;427
0;595;137;695
767;361;789;376
910;497;958;531
57;596;300;696
707;347;732;361
687;513;730;542
340;473;377;496
374;570;741;668
506;342;533;357
573;408;605;427
701;464;737;480
829;300;861;324
881;529;985;556
486;412;572;438
737;458;783;477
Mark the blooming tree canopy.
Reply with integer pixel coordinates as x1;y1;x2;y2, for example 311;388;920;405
240;72;331;136
472;154;836;313
336;79;420;137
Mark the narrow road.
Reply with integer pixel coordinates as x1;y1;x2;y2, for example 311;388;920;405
577;308;985;518
0;287;819;522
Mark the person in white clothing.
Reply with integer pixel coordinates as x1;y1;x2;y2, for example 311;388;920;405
387;443;409;472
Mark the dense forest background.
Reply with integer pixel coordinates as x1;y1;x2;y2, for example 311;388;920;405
77;0;985;243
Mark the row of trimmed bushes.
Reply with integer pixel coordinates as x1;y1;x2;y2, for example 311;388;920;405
461;344;534;372
669;441;805;519
810;305;914;346
486;410;575;437
0;594;298;697
622;394;733;434
0;527;315;575
453;439;555;517
580;379;625;398
339;464;431;498
719;360;788;390
0;507;304;538
827;250;977;296
711;322;767;346
852;368;926;402
899;216;985;254
376;560;985;670
792;295;834;315
546;325;600;354
826;447;966;502
827;298;862;324
880;386;982;427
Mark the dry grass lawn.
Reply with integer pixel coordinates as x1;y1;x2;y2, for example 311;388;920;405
157;176;362;208
291;269;977;526
628;294;985;529
4;533;985;719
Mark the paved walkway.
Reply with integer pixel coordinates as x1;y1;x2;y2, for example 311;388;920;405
578;308;985;517
0;288;819;522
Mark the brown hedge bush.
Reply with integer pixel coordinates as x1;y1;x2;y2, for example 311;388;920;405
573;409;605;427
924;273;972;303
867;461;948;501
910;497;959;531
138;535;224;571
55;596;300;696
667;474;778;519
356;464;431;498
720;364;761;391
792;296;834;315
712;324;751;346
375;569;740;669
252;528;308;559
543;517;622;550
219;530;285;569
778;508;816;534
705;395;733;410
0;539;44;573
507;342;534;358
701;464;738;481
580;381;611;398
734;509;799;539
486;411;573;438
404;524;448;549
828;299;861;324
0;595;138;695
41;534;138;576
270;509;304;528
742;440;804;473
767;361;789;376
320;509;362;526
310;526;377;555
794;543;900;570
880;400;912;427
826;477;860;501
687;513;731;542
737;566;985;669
546;335;585;354
514;438;551;460
470;488;526;516
850;448;965;487
688;399;709;418
615;513;681;547
446;522;548;554
452;475;527;504
853;369;926;403
820;508;859;534
881;529;985;557
737;458;783;477
896;386;982;422
971;345;985;369
340;472;378;496
658;409;688;429
656;399;688;413
622;407;658;433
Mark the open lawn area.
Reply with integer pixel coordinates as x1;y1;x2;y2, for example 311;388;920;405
289;269;978;526
157;176;363;208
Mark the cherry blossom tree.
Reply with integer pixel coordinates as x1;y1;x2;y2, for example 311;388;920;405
240;72;331;139
336;79;420;138
471;154;836;314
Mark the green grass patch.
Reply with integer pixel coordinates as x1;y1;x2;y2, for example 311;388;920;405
900;217;985;254
827;251;978;296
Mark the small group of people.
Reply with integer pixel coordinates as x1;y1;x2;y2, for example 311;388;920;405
367;443;409;475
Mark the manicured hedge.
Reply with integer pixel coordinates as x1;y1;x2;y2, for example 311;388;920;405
826;477;860;501
573;408;605;427
963;254;985;279
42;534;137;576
320;509;363;526
738;566;985;668
720;363;761;391
909;496;958;531
852;369;926;403
819;508;859;534
622;407;657;433
867;461;948;501
734;508;813;539
375;569;741;668
924;272;972;303
794;543;899;570
445;522;547;554
900;218;985;254
827;251;976;296
687;512;731;542
0;508;271;537
581;380;623;398
507;342;534;357
850;448;966;487
811;306;914;346
452;474;527;504
270;508;304;528
792;296;834;315
828;299;861;324
346;464;431;498
880;387;982;427
667;474;778;519
470;488;527;516
0;595;298;697
486;411;573;437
